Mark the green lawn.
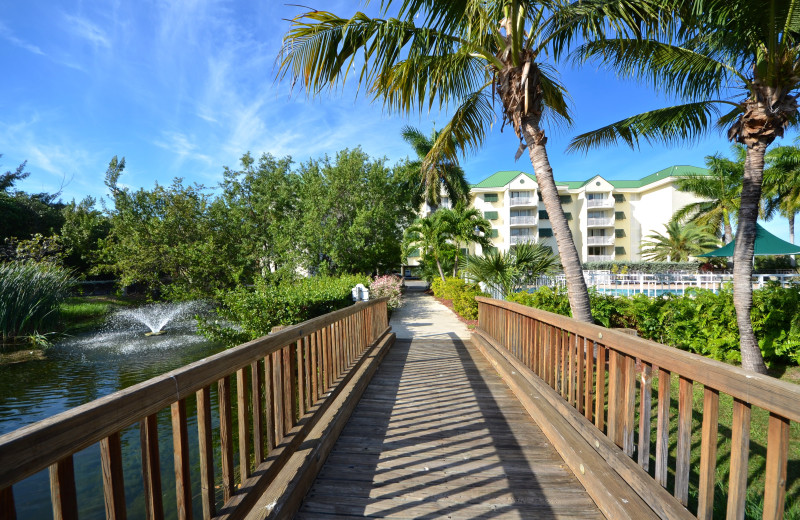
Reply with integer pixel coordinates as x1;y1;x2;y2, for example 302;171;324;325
59;295;137;333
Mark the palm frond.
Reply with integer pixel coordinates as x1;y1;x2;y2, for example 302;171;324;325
537;63;573;130
567;101;722;153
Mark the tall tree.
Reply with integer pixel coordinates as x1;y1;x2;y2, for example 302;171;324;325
403;213;452;281
401;126;470;210
276;0;641;323
674;147;744;243
462;241;557;298
763;145;800;267
438;202;492;276
568;0;800;373
641;221;719;262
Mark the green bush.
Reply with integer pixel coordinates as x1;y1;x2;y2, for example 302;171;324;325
1;261;76;347
431;276;487;321
583;261;700;273
507;284;800;366
199;274;368;346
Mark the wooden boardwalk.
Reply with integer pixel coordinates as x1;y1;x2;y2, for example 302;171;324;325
297;338;604;519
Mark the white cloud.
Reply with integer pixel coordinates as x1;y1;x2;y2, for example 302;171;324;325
0;20;45;56
63;14;111;49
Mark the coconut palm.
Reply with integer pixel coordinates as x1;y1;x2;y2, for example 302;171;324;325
641;221;719;262
462;241;557;298
674;147;743;243
401;126;470;211
402;213;451;281
438;202;492;276
763;145;800;267
568;1;800;373
276;0;640;322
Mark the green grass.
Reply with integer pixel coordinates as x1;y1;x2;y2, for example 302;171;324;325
641;370;800;519
59;295;136;333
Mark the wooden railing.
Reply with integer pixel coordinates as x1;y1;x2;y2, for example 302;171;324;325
476;297;798;520
0;298;390;519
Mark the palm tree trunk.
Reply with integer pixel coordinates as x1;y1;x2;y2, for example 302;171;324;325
733;143;768;374
521;118;593;323
436;258;446;281
790;213;796;268
722;209;733;243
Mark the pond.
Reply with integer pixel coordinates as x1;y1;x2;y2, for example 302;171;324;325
0;304;227;519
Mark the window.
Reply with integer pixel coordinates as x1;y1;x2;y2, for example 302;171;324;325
511;228;533;236
615;246;626;255
588;246;606;255
484;211;498;220
460;248;468;255
539;228;554;237
539;210;549;220
409;249;420;258
613;194;625;203
564;212;572;220
484;193;498;202
559;195;572;204
484;246;498;254
510;209;532;217
588;211;606;219
511;191;531;198
615;229;626;238
487;229;499;238
615;211;625;220
588;229;606;236
587;192;607;200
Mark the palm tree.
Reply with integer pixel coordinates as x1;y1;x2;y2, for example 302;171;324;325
277;0;621;323
438;203;492;276
674;147;743;243
403;213;451;281
568;1;800;373
641;221;719;262
763;145;800;267
401;126;470;211
462;241;557;298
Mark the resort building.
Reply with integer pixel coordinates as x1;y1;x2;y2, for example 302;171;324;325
409;165;709;265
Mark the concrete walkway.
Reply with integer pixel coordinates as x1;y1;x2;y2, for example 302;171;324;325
389;280;472;341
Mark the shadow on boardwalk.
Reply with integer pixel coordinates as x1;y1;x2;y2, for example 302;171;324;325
297;335;602;519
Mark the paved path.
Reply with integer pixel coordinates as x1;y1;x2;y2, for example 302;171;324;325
388;281;472;341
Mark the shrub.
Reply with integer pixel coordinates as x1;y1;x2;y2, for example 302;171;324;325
507;286;572;317
583;261;700;273
1;261;76;347
369;275;403;311
430;276;487;321
199;274;368;346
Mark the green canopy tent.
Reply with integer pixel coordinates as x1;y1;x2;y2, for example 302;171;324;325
698;223;800;257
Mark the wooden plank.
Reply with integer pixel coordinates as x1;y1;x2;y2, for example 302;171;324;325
0;487;14;520
196;387;215;520
218;377;235;502
622;354;636;457
607;349;620;445
584;339;594;422
310;332;319;403
251;360;264;464
171;400;192;520
595;345;606;432
100;432;127;520
49;456;78;520
654;368;671;489
637;362;653;471
576;335;585;414
476;298;800;423
283;345;293;434
289;344;299;428
0;298;390;490
263;355;275;451
763;413;790;520
697;387;719;520
675;376;693;505
271;351;284;445
140;414;163;520
726;398;751;519
237;367;251;482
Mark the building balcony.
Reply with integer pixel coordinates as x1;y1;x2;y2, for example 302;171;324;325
587;254;615;262
509;197;536;207
587;217;615;227
586;236;615;246
587;198;614;208
510;235;536;245
509;215;538;226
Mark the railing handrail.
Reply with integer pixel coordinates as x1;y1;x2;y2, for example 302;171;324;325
475;297;800;422
0;297;390;491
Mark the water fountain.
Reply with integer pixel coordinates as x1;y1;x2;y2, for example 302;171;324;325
116;301;200;336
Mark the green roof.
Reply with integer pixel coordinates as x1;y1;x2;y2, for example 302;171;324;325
470;170;569;189
470;165;709;190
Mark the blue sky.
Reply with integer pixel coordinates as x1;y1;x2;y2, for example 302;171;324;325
1;1;794;240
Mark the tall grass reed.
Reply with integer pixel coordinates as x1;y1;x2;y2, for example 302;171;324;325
1;261;75;347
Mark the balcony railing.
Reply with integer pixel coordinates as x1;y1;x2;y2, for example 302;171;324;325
587;236;615;246
587;254;615;262
587;198;614;208
509;197;536;207
509;215;537;226
510;235;536;245
587;217;615;227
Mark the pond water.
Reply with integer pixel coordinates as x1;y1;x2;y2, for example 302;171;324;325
0;306;227;519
